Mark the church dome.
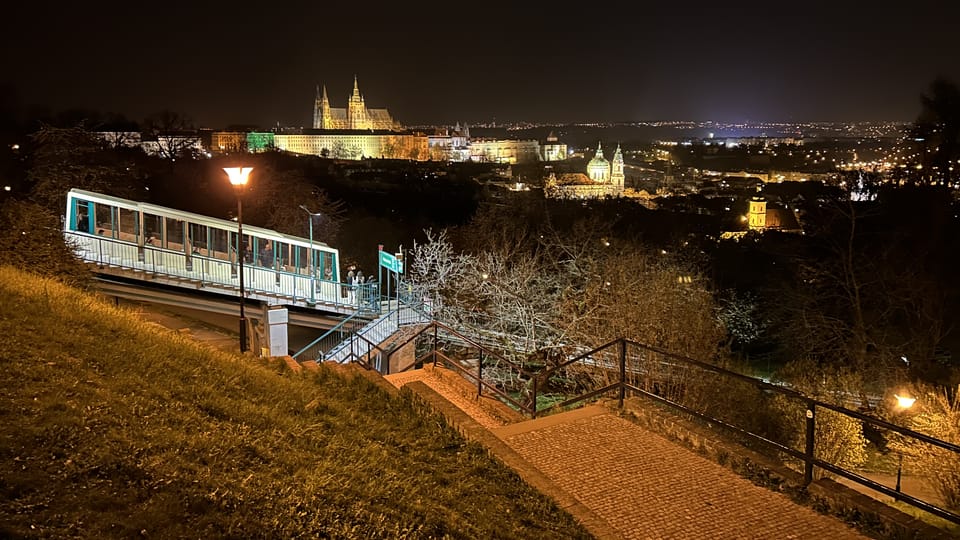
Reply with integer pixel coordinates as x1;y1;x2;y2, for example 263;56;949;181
587;142;610;182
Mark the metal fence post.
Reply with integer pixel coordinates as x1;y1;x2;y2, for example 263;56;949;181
432;323;438;368
532;377;538;419
478;349;483;398
619;338;627;408
804;401;816;485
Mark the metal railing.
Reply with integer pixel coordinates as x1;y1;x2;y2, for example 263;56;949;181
65;231;378;313
291;312;366;361
292;285;432;365
383;325;960;526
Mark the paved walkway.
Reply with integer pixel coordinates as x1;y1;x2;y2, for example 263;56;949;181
132;305;875;540
385;367;871;540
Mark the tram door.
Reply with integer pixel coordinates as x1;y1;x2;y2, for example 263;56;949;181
72;199;93;234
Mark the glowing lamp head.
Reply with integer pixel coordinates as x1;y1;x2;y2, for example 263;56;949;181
224;167;253;187
894;394;916;410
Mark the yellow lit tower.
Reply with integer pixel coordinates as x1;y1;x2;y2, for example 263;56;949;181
313;85;333;129
611;143;625;192
347;75;367;130
748;196;767;230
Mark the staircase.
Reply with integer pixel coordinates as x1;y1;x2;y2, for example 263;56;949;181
324;304;430;365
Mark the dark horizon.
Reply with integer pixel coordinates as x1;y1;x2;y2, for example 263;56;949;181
4;2;959;129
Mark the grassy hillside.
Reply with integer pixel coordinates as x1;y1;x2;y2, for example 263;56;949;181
0;266;592;539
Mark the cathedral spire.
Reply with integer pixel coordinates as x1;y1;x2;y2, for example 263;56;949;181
352;75;360;98
322;85;329;103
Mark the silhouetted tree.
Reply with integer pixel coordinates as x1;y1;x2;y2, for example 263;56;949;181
24;124;142;214
912;78;960;185
142;110;200;159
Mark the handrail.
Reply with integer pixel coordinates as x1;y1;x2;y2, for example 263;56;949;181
65;230;374;314
375;322;960;526
291;311;364;360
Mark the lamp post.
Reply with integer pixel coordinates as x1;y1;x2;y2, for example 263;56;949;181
299;205;322;305
224;167;253;353
894;393;917;495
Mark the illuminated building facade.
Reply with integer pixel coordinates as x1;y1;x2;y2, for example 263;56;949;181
313;76;401;131
428;123;471;161
545;141;625;199
468;138;541;164
209;132;275;154
748;197;767;230
274;131;428;160
210;132;246;153
541;131;568;161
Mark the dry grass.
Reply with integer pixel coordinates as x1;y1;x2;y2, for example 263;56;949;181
0;266;592;539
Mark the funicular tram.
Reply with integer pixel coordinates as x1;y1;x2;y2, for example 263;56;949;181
63;188;375;314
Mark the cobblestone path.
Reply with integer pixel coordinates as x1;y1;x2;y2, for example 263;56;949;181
386;367;871;540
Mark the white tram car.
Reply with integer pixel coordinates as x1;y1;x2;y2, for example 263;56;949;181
63;188;353;309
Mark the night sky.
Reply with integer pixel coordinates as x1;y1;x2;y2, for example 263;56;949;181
4;1;959;129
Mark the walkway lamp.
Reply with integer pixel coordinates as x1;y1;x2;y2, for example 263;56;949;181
893;393;917;495
299;205;322;305
225;166;253;353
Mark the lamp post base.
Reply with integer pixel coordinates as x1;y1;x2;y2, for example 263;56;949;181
239;316;248;353
895;452;903;496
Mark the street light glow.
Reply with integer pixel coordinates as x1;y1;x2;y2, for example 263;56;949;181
224;167;253;186
895;394;916;409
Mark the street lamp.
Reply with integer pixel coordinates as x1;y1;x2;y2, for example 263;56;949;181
299;205;322;305
893;393;917;495
224;167;253;353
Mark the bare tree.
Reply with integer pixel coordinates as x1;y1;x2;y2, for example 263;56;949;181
770;196;947;401
240;167;345;245
25;124;141;213
408;215;728;390
142;110;201;159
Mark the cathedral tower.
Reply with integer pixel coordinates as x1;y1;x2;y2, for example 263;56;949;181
347;76;367;129
611;143;625;192
313;86;334;129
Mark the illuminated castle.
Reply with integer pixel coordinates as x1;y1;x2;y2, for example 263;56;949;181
313;76;401;131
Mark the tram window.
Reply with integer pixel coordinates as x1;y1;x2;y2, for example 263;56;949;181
273;241;289;269
257;239;275;268
118;208;138;242
209;228;228;259
143;213;163;245
95;203;116;237
232;232;253;263
322;252;337;281
243;234;253;263
293;245;308;274
188;223;208;255
164;218;184;251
